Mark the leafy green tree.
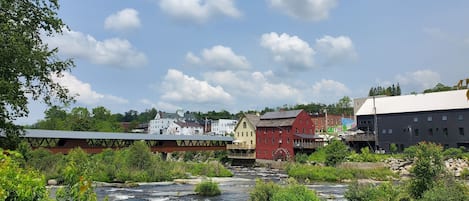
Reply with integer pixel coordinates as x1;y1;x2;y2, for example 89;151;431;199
36;106;68;130
407;142;444;199
68;107;92;131
126;141;155;170
0;0;74;149
0;150;49;201
423;83;454;93
324;140;350;166
91;106;111;121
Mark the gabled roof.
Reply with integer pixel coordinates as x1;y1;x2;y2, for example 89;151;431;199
257;119;296;127
356;90;469;116
245;114;261;128
261;110;302;120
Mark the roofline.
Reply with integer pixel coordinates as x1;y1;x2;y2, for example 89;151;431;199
8;129;233;141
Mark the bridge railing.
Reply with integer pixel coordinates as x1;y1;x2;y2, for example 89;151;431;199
227;152;256;159
226;144;255;150
293;141;324;149
343;134;376;142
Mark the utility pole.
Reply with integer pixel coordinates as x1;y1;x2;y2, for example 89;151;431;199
373;96;379;152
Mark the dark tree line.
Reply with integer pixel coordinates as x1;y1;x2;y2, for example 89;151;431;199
368;83;401;96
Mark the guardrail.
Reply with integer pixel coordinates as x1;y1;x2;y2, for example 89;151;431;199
226;144;255;150
227;152;256;159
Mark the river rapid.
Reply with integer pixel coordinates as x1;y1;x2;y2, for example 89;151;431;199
94;166;348;201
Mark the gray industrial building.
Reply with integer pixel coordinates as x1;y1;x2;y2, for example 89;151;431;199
355;90;469;152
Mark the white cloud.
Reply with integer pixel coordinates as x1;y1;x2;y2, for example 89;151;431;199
186;45;250;70
156;101;181;112
104;8;141;32
204;70;303;104
186;52;202;64
159;0;241;23
395;70;441;91
45;28;147;68
51;72;128;105
160;69;232;104
260;32;315;71
268;0;338;21
316;35;357;65
311;79;350;102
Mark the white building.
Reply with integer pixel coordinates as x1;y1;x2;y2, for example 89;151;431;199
167;121;204;135
148;110;184;134
211;119;237;136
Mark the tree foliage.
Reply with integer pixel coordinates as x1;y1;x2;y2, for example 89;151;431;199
407;142;444;199
324;140;350;166
368;83;401;96
0;0;74;149
0;150;49;201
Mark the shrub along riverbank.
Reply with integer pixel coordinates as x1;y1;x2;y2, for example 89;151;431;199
287;164;397;182
18;141;233;184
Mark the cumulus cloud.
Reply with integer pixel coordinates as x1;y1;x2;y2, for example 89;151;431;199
104;8;141;32
204;70;303;104
316;35;357;65
186;45;250;70
260;32;315;71
268;0;338;21
159;0;241;23
51;72;128;105
395;70;441;92
45;28;147;68
311;79;350;102
160;69;232;104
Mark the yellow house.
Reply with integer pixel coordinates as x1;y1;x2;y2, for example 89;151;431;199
227;113;260;159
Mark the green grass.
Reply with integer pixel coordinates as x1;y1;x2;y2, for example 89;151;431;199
287;164;397;182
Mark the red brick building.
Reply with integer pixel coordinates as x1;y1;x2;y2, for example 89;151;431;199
256;110;323;161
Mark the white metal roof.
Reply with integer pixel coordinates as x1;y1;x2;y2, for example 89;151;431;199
355;90;469;116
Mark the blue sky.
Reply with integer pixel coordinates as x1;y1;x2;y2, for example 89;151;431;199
18;0;469;124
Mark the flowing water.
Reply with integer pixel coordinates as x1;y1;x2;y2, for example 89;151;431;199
94;166;348;201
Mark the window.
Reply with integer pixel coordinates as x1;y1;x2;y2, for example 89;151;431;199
250;140;253;145
413;117;419;122
459;127;465;136
296;128;299;133
243;122;247;128
428;128;433;136
442;115;447;121
443;128;448;136
251;131;253;137
388;129;393;134
382;129;387;134
458;115;464;121
237;132;239;137
427;116;432;122
414;128;419;136
287;138;290;144
241;132;243;137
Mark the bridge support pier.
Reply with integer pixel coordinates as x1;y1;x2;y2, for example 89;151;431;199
161;152;168;161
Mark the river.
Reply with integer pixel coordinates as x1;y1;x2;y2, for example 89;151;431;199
94;166;348;201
